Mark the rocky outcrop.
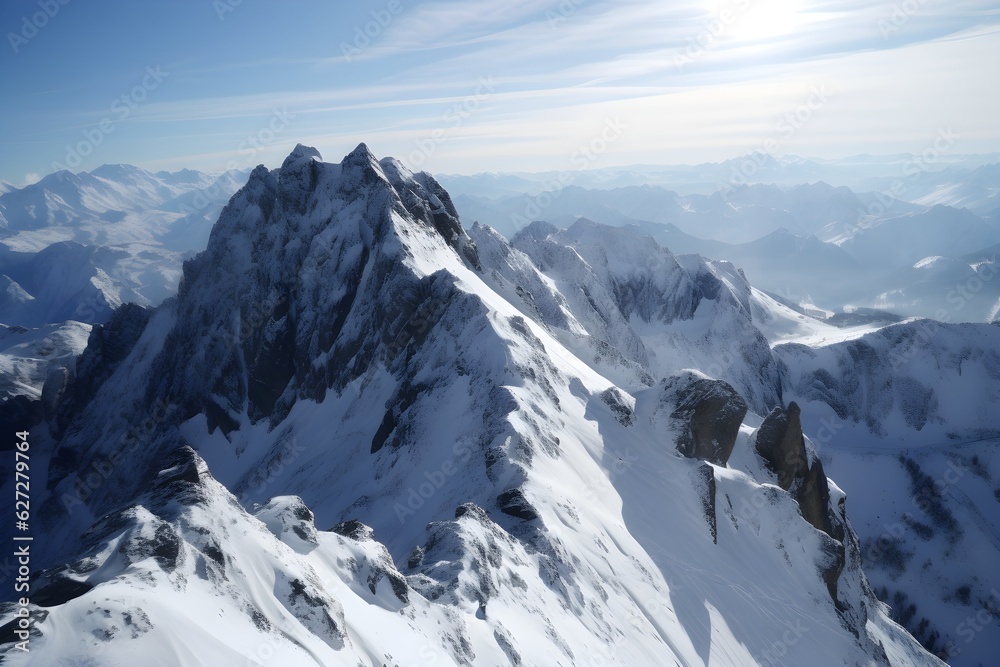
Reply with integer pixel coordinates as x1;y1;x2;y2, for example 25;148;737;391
330;519;409;605
497;488;538;521
754;402;834;535
599;386;635;426
692;462;717;544
754;402;808;490
382;160;481;270
662;373;748;466
754;402;844;599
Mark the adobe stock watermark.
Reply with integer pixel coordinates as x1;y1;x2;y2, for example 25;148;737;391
71;253;159;324
238;596;344;667
339;0;409;62
213;0;247;21
756;620;809;665
546;0;587;28
60;109;291;326
854;126;958;229
877;0;929;38
942;589;1000;658
405;76;497;170
176;107;295;218
674;0;751;70
624;568;688;632
51;66;169;173
233;107;296;168
720;84;831;195
509;116;628;229
7;0;71;53
945;257;998;312
238;292;289;346
385;288;454;359
888;256;996;369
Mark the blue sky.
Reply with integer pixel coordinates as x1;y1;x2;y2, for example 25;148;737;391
1;0;998;183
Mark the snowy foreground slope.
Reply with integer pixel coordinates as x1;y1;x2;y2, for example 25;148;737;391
471;216;1000;666
0;145;953;665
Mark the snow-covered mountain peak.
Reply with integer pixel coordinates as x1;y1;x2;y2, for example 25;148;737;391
510;218;558;242
282;142;323;167
36;169;77;188
3;144;954;666
90;162;152;181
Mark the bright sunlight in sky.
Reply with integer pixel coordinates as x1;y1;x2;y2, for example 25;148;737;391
1;0;998;183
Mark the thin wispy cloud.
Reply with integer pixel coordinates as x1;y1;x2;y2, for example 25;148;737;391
0;0;997;179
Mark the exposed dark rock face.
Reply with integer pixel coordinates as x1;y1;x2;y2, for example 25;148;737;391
497;488;538;521
797;457;835;538
817;532;846;605
48;302;150;436
245;293;296;423
692;462;717;544
0;395;42;444
668;377;748;466
754;401;844;600
32;577;93;608
371;380;426;453
755;402;808;491
257;496;320;547
331;519;375;541
120;522;182;572
382;162;481;271
505;219;783;413
599;387;635;426
754;402;834;536
6;144;939;666
372;568;410;604
41;302;154;498
146;445;209;507
32;143;493;530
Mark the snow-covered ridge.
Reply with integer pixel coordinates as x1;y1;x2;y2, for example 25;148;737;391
0;144;950;666
776;319;1000;662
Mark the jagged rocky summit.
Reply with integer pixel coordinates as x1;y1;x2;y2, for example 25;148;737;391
0;144;949;666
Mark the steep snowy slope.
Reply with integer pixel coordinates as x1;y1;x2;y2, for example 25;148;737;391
856;250;1000;323
0;146;942;666
837;206;1000;270
0;320;90;398
474;218;787;412
776;321;1000;666
910;162;1000;216
0;241;186;328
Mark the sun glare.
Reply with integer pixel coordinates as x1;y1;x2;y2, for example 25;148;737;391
724;0;803;43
